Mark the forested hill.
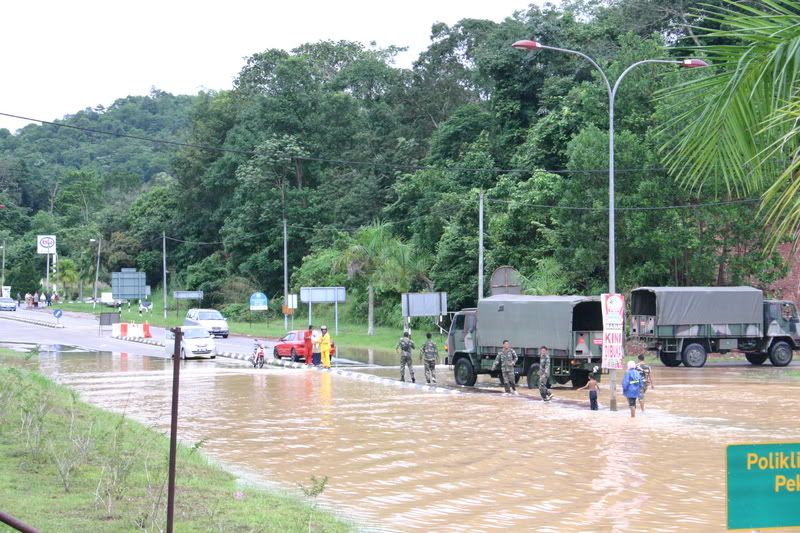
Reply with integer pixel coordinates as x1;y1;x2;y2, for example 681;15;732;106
0;0;795;329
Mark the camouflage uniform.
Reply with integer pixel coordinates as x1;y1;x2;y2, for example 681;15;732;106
421;340;438;384
538;351;551;400
397;336;416;382
492;347;518;393
636;362;652;401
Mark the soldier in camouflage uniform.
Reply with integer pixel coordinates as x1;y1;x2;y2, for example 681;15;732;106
396;331;416;383
538;346;553;401
420;332;438;384
492;340;518;394
635;353;654;412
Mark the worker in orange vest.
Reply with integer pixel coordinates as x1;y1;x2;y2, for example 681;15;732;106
304;325;314;365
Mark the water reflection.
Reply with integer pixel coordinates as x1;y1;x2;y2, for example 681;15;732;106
16;346;800;532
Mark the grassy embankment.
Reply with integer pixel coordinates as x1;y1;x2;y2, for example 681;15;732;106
0;347;351;532
56;294;446;353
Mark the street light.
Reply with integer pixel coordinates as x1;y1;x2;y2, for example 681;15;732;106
90;237;102;309
1;240;5;291
512;39;707;410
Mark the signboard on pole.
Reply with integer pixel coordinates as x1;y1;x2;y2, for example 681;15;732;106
249;292;269;311
287;294;298;309
727;442;800;530
300;287;346;303
173;290;203;300
112;268;148;299
37;235;56;254
601;293;624;370
401;292;448;318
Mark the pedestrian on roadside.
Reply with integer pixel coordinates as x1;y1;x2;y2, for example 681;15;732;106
304;325;314;365
16;292;21;306
25;292;31;309
492;340;518;394
420;332;438;384
538;346;553;401
622;360;642;418
33;291;39;308
311;327;322;366
46;292;52;306
39;292;45;308
320;325;332;369
577;374;600;410
635;354;654;413
396;331;415;383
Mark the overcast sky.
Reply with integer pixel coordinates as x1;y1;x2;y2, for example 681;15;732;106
0;1;547;133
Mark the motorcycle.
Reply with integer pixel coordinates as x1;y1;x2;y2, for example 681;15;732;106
251;340;266;368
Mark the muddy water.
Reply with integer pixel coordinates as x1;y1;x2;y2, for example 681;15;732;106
32;350;800;532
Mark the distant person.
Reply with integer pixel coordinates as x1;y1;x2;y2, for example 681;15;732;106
46;292;52;306
311;327;322;366
491;340;518;394
304;325;314;365
33;291;39;308
320;325;332;369
53;293;60;305
578;374;600;410
635;354;654;412
538;346;553;401
39;293;45;307
16;292;21;305
420;332;438;384
396;331;415;383
622;360;642;418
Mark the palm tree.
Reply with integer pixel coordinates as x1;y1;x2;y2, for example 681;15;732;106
55;258;79;299
659;0;800;248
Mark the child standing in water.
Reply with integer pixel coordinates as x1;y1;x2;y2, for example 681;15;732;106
578;374;600;410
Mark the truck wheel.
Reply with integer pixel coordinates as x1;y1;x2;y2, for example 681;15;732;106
745;353;767;365
769;341;793;367
659;353;681;367
526;365;540;389
556;376;571;385
681;343;707;368
570;369;590;389
454;358;477;386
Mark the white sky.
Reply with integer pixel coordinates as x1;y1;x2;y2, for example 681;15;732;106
0;1;546;133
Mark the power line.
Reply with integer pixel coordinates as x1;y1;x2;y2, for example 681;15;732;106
484;197;759;211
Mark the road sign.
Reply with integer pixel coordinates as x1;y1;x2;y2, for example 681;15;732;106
173;291;203;300
249;292;269;311
300;287;346;303
287;294;298;309
401;292;448;318
112;269;148;299
727;442;800;529
53;309;63;319
601;293;624;370
37;235;57;254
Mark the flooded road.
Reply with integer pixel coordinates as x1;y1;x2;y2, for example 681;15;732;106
25;349;800;532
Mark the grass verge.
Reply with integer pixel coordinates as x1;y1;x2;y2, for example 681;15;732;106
0;348;352;532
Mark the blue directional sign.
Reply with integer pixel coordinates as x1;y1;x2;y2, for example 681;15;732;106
249;292;269;311
53;309;63;319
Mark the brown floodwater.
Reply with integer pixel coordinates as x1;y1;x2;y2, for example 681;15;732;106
29;349;800;532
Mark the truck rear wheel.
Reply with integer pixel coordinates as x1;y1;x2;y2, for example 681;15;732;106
454;358;477;386
526;365;540;389
570;369;590;389
745;353;767;365
769;341;793;367
659;353;681;367
682;343;707;368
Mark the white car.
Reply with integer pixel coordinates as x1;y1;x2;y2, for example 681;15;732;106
164;326;217;359
185;308;229;338
0;297;17;311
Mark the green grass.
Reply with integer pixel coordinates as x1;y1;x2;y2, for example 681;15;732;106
0;348;352;532
56;297;445;352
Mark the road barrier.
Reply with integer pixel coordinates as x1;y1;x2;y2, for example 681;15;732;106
111;323;152;338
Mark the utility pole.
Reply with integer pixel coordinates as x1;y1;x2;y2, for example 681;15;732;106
283;218;288;331
92;237;102;309
478;189;484;301
46;251;50;293
1;240;5;290
163;231;168;319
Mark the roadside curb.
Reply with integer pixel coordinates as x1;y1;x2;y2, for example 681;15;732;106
0;314;64;329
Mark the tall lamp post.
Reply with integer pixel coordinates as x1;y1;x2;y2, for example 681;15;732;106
1;240;5;291
90;237;102;309
512;39;706;410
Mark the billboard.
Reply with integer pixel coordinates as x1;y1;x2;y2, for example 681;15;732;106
300;287;346;303
401;292;448;318
601;293;625;370
112;268;147;299
37;235;57;255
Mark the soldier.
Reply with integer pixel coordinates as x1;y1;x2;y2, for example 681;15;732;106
492;340;518;394
396;331;415;383
420;332;438;384
635;353;654;412
538;346;553;401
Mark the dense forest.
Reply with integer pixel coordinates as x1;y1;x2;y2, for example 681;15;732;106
1;0;797;329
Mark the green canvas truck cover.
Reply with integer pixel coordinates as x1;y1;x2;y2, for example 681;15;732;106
476;294;599;350
631;286;763;326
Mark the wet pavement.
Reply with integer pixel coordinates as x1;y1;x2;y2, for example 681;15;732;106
5;341;797;532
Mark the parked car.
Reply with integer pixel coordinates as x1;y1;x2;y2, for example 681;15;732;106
185;308;229;338
0;297;18;311
273;329;336;361
164;326;217;359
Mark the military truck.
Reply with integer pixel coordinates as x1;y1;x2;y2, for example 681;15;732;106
447;294;603;389
630;286;798;367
